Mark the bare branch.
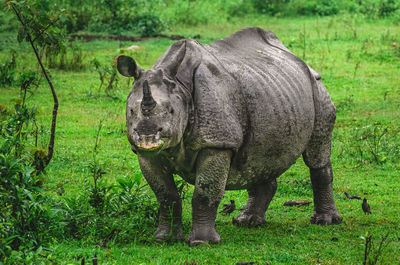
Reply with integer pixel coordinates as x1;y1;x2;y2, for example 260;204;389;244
11;3;59;170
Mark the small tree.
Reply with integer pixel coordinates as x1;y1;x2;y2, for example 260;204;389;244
6;0;68;171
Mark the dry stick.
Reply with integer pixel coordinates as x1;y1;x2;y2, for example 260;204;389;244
11;4;58;167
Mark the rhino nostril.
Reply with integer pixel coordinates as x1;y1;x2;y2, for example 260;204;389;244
155;128;162;140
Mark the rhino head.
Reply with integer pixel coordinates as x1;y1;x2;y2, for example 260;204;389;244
115;43;198;154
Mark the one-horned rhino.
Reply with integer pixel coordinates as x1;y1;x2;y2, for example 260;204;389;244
116;27;342;246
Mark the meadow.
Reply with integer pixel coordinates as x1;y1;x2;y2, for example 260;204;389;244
1;13;400;264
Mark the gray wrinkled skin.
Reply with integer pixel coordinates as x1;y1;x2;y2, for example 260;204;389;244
116;27;342;246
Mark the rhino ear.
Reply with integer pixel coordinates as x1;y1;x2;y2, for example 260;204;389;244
154;40;201;93
175;40;201;93
115;55;142;78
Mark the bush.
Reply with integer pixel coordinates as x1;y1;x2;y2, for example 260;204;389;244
251;0;291;15
292;0;340;16
0;50;17;87
59;121;158;244
0;101;64;263
133;13;165;37
225;0;254;17
378;0;400;17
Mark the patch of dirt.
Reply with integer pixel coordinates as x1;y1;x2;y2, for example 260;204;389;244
70;34;187;42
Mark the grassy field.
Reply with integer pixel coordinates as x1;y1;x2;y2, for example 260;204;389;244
1;15;400;264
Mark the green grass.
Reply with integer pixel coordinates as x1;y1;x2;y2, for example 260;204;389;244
1;15;400;264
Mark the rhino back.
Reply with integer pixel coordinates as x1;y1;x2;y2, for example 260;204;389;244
187;28;317;189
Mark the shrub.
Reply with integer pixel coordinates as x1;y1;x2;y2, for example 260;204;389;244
225;0;255;17
378;0;400;17
0;100;64;263
133;13;165;37
251;0;291;15
0;50;17;87
292;0;340;16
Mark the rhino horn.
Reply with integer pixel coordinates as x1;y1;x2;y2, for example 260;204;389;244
141;80;156;114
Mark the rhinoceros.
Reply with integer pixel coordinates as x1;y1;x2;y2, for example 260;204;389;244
116;27;342;246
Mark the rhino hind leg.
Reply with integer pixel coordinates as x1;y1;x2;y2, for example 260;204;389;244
303;94;342;225
307;161;342;225
233;179;277;227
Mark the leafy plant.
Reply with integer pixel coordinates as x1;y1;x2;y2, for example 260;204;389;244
0;97;63;263
0;49;17;87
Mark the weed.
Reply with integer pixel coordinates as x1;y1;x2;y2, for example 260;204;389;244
349;123;400;165
88;120;107;212
46;42;86;71
362;232;391;265
90;58;120;96
335;95;355;112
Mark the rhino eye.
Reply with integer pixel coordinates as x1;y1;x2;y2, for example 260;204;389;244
165;105;174;114
130;108;134;115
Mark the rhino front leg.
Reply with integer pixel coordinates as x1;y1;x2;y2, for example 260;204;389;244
138;156;184;242
309;161;342;225
187;148;232;246
233;179;277;227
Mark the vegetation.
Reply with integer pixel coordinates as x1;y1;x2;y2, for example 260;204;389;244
1;0;400;36
1;0;400;264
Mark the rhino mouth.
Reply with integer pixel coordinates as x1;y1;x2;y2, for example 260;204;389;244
132;131;165;153
135;140;164;151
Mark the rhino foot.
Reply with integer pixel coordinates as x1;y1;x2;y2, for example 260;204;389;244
187;226;221;246
232;212;266;227
154;223;184;243
310;211;342;225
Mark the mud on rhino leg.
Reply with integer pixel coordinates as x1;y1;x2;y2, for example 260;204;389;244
138;156;184;242
187;148;232;246
233;179;277;227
